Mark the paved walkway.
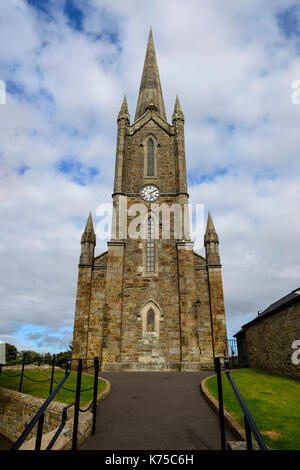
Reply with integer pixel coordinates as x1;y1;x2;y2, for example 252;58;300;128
81;371;235;450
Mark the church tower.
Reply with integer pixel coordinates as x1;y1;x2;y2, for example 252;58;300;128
72;30;228;370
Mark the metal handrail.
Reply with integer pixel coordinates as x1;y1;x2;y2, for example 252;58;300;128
223;357;268;450
11;356;100;451
46;402;75;450
214;356;268;451
11;359;71;450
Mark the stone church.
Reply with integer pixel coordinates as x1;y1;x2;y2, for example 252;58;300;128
72;30;227;371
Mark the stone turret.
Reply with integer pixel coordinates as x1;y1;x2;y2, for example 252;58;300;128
172;95;184;123
118;95;130;123
80;211;96;265
134;28;167;122
204;212;221;266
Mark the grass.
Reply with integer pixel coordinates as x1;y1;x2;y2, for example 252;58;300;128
205;368;300;450
0;368;106;407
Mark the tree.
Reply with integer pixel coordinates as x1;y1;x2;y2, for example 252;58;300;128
5;343;18;363
55;350;71;367
43;352;53;365
20;350;43;364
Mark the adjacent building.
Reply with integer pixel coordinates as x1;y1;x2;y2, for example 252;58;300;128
235;288;300;378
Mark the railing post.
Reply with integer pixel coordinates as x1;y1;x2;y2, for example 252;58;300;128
49;354;56;394
214;357;226;450
244;416;253;451
72;359;82;451
19;353;26;393
92;357;99;435
35;412;45;451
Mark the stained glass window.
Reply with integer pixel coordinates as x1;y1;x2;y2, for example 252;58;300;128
147;139;155;176
146;217;155;272
147;308;155;332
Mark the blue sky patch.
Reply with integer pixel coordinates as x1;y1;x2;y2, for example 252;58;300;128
188;167;228;185
64;0;84;31
18;165;30;175
57;159;99;185
277;5;300;39
6;80;25;97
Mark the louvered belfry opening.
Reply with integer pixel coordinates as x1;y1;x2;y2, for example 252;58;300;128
147;138;155;176
146;217;155;271
147;308;155;332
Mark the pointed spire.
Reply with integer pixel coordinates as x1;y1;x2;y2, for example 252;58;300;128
117;95;130;123
81;211;96;245
172;95;184;122
134;28;167;122
204;212;219;245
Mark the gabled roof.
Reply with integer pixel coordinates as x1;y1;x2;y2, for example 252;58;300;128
236;287;300;333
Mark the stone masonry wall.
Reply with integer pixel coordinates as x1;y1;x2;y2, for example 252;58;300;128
194;254;215;369
0;387;67;444
245;302;300;378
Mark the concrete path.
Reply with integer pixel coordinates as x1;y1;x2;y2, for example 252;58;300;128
81;371;235;450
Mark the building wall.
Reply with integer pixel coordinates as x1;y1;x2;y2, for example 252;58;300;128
245;302;300;378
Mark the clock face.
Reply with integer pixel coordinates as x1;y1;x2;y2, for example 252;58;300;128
140;185;160;202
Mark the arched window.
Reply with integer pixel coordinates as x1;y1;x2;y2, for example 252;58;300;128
147;308;155;332
146;217;155;272
147;139;155;176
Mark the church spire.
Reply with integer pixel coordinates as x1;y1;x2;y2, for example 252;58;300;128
134;28;167;122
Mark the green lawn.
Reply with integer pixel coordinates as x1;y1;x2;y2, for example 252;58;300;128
205;368;300;450
0;369;106;407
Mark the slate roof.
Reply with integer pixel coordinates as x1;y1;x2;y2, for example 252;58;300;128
234;287;300;335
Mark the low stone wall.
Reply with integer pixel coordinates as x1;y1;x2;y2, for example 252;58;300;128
0;387;67;444
2;365;61;372
245;303;300;378
0;377;111;450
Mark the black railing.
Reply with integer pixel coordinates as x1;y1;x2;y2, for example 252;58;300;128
214;356;268;451
10;357;99;451
0;353;65;395
227;339;248;368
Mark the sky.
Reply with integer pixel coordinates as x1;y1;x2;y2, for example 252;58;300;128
0;0;300;353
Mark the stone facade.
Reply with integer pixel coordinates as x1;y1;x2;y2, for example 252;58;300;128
245;301;300;378
72;29;228;371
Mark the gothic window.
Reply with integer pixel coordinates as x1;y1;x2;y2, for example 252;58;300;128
147;308;155;332
146;217;155;272
147;138;155;176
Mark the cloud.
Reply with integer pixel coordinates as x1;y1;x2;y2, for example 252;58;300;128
0;0;300;351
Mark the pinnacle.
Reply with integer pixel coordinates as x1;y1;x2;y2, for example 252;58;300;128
204;212;219;244
206;212;216;233
81;211;96;245
85;211;95;233
118;95;130;122
134;29;167;122
172;95;184;121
